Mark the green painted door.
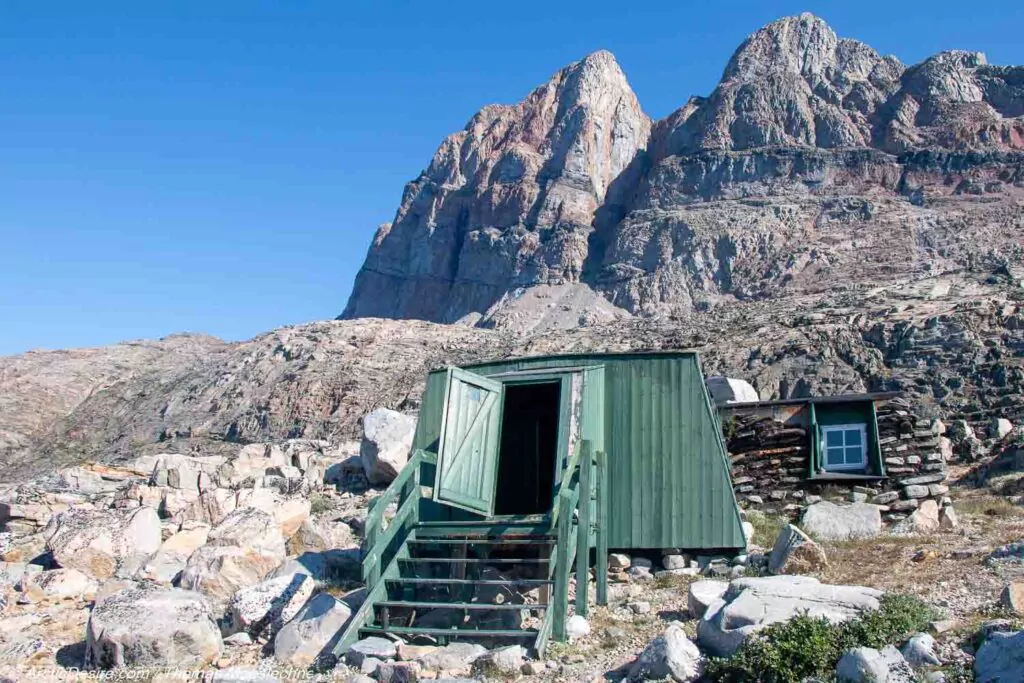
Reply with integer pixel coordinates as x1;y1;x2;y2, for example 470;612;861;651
433;367;504;516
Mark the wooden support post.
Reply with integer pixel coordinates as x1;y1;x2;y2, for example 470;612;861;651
595;449;608;606
575;441;592;616
553;489;573;641
364;497;379;589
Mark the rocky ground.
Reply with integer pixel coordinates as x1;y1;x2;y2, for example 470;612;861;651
0;405;1022;682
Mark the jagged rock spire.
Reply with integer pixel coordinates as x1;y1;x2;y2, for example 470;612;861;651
342;50;650;323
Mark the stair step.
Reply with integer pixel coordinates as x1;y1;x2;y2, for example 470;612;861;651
359;625;539;639
399;557;549;564
414;520;551;538
407;538;554;546
387;578;552;587
375;600;547;611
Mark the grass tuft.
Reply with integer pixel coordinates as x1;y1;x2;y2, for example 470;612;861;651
744;510;788;548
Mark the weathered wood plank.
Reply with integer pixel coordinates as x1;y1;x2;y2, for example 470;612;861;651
575;441;592;616
595;449;608;606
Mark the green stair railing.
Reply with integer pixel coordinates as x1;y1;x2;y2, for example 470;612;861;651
534;439;606;654
333;449;424;655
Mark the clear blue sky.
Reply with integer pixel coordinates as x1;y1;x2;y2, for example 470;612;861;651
1;1;1021;355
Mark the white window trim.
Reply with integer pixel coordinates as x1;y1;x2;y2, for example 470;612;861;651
821;423;868;472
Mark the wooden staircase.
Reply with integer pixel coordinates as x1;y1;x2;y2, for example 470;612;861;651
332;442;608;658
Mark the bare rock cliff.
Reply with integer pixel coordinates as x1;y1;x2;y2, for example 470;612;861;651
342;50;650;324
342;13;1024;326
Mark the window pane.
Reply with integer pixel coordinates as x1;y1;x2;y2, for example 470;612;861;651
826;447;845;465
846;446;864;464
845;428;862;446
825;430;844;448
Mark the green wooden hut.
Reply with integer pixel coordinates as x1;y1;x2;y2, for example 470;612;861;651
336;351;743;654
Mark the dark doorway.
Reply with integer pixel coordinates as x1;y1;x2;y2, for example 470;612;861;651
494;381;561;515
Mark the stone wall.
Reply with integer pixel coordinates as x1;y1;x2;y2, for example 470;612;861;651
722;396;951;523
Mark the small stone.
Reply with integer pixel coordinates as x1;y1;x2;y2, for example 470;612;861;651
662;554;687;570
628;565;654;581
901;632;940;667
223;632;253;647
84;587;223;669
741;521;755;548
347;636;398;666
894;499;940;535
628;622;705;682
521;661;545;675
474;645;526;675
374;661;419;683
608;553;631;570
628;601;651;615
939;505;959;530
999;581;1024;615
768;524;827;574
566;615;590;640
873;492;899;505
416;642;486;671
603;626;627;641
396;643;437;661
989;418;1013;439
904;485;930;499
800;502;882;540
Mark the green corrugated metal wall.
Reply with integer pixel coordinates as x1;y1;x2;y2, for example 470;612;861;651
411;352;745;551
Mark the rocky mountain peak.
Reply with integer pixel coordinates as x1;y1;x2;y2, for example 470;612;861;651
658;13;904;155
343;14;1024;329
722;12;844;81
342;49;650;323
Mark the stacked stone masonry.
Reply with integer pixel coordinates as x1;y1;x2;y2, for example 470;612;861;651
724;397;950;524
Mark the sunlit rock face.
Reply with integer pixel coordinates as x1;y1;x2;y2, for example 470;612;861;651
341;50;650;323
341;14;1023;328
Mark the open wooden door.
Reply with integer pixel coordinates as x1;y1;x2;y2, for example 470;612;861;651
433;367;504;516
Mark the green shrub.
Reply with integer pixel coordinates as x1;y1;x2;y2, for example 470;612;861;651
705;594;938;683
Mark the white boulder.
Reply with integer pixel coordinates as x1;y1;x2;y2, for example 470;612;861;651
18;568;98;600
894;500;941;535
85;587;222;669
360;408;416;485
273;592;352;669
836;646;914;682
706;377;759;405
178;508;286;600
990;418;1014;440
687;580;728;618
901;632;940;667
697;576;883;657
800;501;882;541
566;614;590;640
45;506;162;579
628;622;705;682
0;561;42;587
227;572;316;638
139;523;211;584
